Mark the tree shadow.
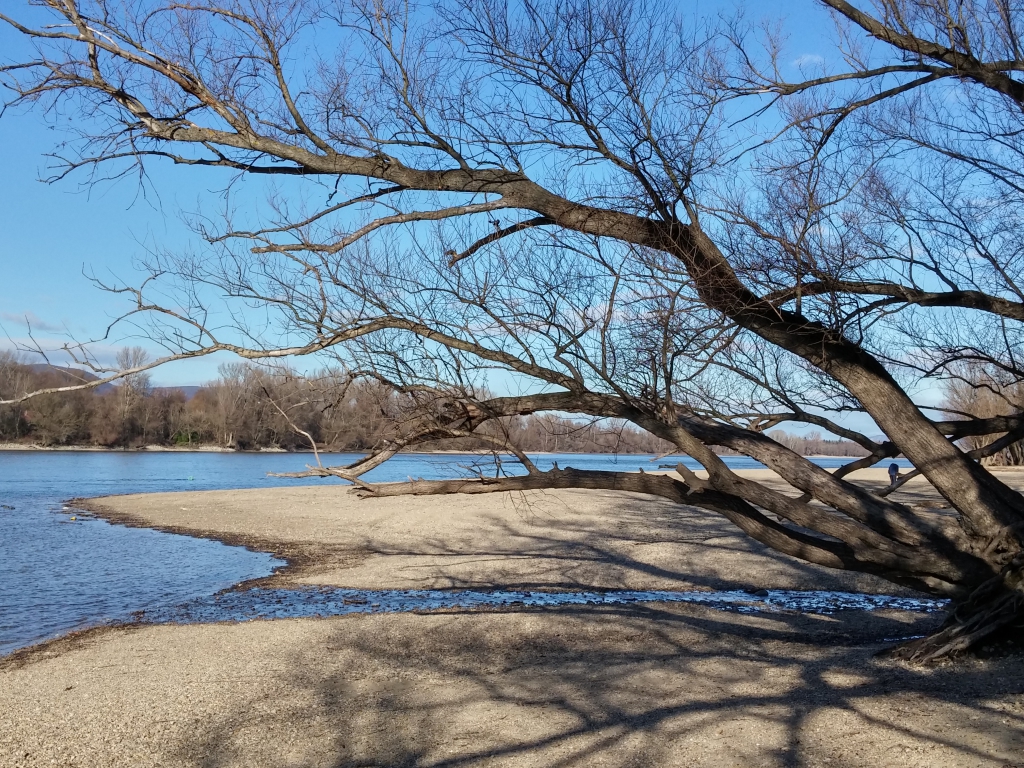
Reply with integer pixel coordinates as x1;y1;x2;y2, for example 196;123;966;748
340;489;901;595
178;601;1023;767
164;488;1022;767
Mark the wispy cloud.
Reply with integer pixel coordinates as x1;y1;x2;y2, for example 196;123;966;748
0;311;65;334
792;53;825;69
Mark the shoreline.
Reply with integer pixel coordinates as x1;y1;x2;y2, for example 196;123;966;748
69;465;1009;591
68;467;914;589
71;496;311;589
10;462;998;664
9;469;934;674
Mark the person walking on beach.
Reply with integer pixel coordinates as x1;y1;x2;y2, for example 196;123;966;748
888;462;900;488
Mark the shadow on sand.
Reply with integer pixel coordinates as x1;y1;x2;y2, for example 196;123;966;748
167;509;1022;768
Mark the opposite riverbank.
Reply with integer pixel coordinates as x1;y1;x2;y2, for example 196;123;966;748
0;442;239;452
0;442;875;459
2;468;1023;767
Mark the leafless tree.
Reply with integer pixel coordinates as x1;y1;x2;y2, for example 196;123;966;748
2;0;1024;661
0;352;32;439
112;346;151;445
946;362;1024;466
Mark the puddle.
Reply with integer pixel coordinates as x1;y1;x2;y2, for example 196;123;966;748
143;587;948;625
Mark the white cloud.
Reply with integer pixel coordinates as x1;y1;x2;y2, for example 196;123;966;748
792;53;825;69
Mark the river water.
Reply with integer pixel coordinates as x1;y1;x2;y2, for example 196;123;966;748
0;451;924;656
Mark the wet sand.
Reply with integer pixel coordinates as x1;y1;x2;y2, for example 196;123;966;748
3;467;1023;767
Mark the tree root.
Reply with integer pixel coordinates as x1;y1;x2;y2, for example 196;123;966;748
885;555;1024;663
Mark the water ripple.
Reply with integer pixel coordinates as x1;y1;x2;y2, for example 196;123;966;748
144;586;948;625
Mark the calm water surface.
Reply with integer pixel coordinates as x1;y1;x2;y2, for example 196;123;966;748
0;451;918;656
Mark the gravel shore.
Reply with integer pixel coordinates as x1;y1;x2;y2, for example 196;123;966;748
3;467;1023;767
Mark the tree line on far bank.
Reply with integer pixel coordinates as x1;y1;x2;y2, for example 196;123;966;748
0;350;873;457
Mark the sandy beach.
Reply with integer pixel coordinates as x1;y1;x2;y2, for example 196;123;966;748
2;468;1023;767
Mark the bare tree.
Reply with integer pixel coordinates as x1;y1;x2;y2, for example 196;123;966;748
2;0;1024;661
0;352;32;439
112;346;151;445
946;362;1024;466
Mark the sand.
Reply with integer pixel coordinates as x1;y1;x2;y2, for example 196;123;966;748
2;467;1023;767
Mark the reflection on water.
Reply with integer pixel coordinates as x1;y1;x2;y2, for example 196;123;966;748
148;586;947;624
0;451;920;656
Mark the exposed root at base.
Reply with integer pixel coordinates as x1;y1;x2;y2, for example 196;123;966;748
884;558;1024;664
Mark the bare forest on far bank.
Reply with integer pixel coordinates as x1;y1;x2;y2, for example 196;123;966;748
0;352;867;457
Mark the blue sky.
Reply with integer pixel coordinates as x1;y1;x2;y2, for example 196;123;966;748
0;0;846;389
0;77;240;383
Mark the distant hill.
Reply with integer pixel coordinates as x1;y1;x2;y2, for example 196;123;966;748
23;365;202;399
24;364;116;394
